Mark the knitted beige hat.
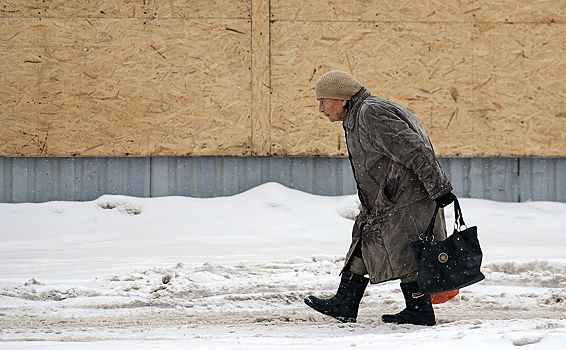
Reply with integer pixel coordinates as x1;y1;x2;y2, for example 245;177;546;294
315;70;362;100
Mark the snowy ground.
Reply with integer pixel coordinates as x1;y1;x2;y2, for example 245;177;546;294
0;182;565;349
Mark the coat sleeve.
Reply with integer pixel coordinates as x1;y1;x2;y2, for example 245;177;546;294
362;104;452;200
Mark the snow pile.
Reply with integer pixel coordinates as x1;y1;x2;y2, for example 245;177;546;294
0;182;565;349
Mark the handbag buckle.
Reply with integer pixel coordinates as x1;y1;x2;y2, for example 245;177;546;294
412;292;425;299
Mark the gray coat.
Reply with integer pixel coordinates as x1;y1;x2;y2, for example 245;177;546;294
343;88;453;284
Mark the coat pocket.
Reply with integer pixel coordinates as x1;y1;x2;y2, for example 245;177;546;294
383;163;407;204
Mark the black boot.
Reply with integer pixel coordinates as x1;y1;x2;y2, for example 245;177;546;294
304;271;369;323
381;282;436;326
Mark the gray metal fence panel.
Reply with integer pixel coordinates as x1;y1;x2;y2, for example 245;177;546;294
439;158;522;202
557;159;566;202
0;156;564;203
519;157;564;202
0;157;152;203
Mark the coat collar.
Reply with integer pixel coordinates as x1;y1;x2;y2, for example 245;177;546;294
343;87;371;130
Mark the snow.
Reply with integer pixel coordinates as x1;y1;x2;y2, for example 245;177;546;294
0;182;565;349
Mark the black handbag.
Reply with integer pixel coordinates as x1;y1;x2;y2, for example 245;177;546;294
410;196;485;294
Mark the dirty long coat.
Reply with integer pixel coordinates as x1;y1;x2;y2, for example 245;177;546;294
343;87;453;284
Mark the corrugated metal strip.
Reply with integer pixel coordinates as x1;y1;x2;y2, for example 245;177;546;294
149;157;357;198
0;157;564;203
0;157;151;203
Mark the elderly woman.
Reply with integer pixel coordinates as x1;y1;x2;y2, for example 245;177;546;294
305;70;454;326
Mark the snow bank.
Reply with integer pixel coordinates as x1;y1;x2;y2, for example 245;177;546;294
0;183;565;348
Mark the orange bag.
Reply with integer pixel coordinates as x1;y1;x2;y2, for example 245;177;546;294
431;289;459;304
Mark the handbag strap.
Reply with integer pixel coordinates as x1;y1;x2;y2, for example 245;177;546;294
452;196;466;229
421;195;466;241
422;205;440;240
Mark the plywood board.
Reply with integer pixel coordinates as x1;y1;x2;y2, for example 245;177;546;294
0;18;40;155
472;22;566;156
271;0;472;22
251;0;271;155
472;0;566;23
34;18;251;156
0;0;250;19
0;17;37;46
1;0;566;157
0;0;150;18
0;48;40;156
271;21;474;156
154;0;250;19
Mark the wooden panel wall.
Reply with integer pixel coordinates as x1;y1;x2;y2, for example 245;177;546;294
0;0;253;156
270;0;566;157
1;0;565;157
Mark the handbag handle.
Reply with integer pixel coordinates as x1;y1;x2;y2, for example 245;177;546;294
452;195;466;230
421;195;466;241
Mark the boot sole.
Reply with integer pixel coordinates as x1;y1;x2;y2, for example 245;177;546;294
380;315;436;326
304;298;357;323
